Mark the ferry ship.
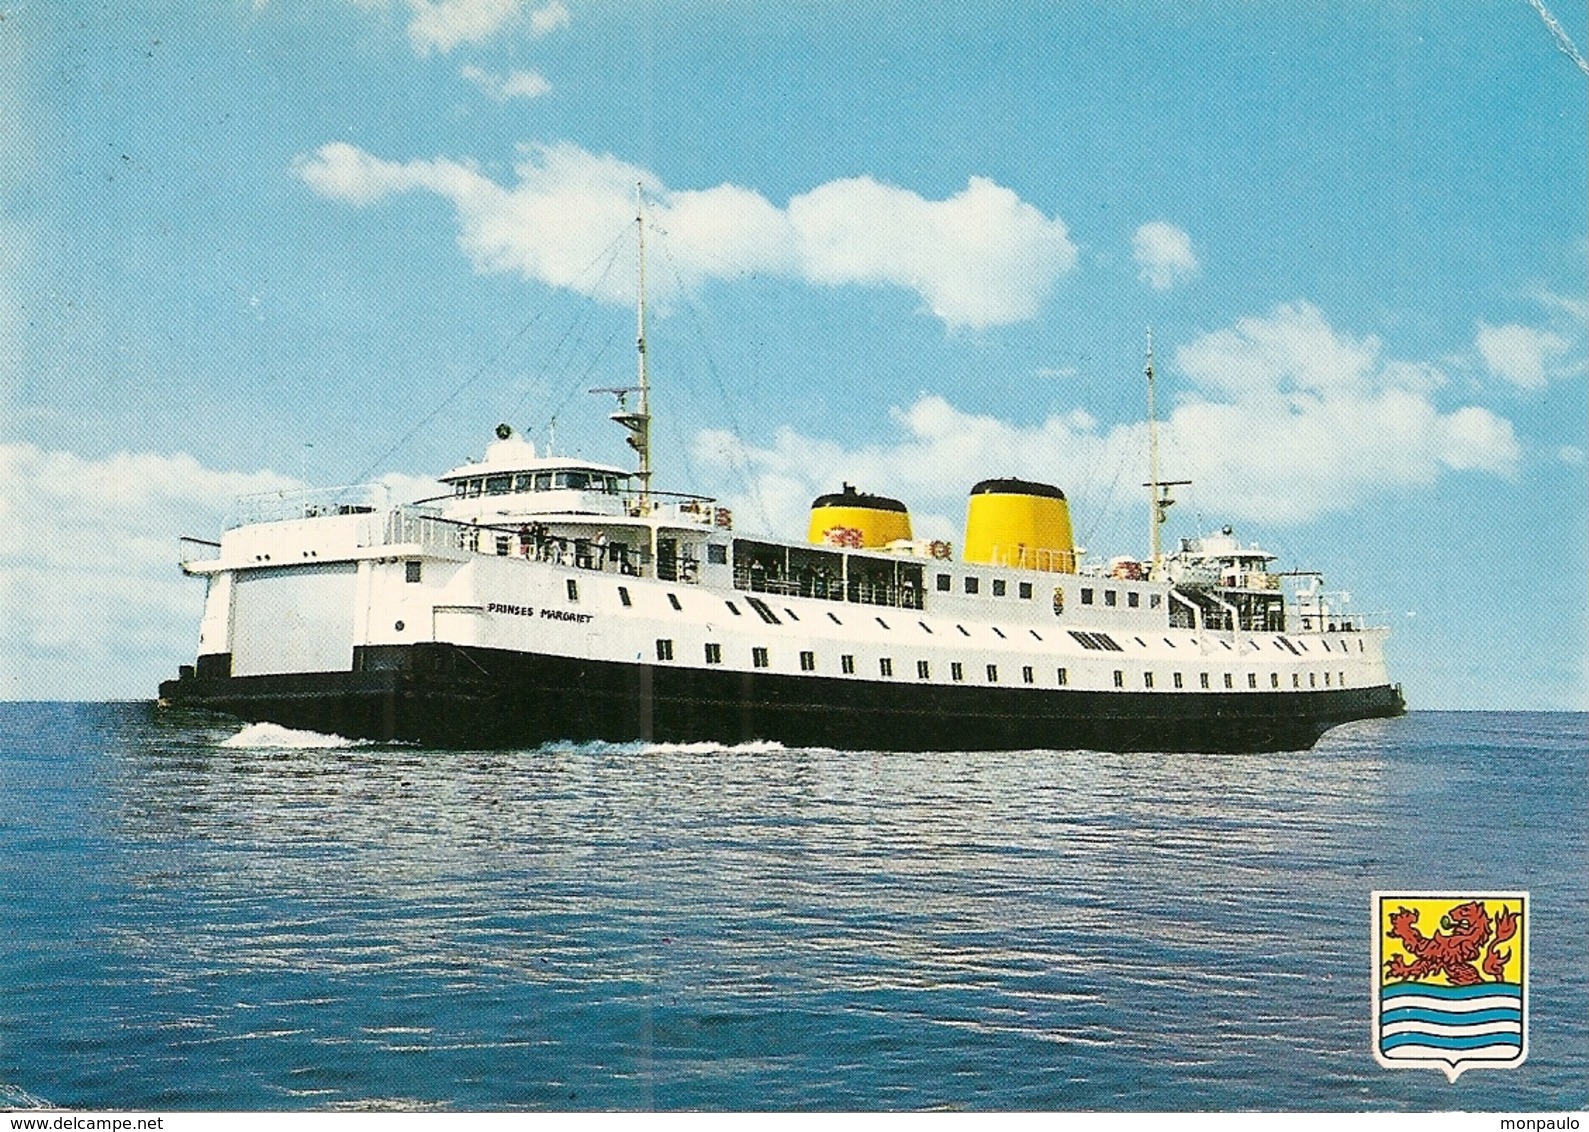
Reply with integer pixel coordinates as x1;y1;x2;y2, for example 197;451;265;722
159;204;1404;752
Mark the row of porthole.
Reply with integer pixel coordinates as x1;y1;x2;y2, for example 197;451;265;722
654;639;1353;691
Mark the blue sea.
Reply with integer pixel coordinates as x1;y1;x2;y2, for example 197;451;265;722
1;705;1583;1112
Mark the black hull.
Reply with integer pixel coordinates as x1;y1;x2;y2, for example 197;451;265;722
160;643;1405;753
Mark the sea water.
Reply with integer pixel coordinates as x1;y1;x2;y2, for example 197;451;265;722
0;704;1583;1112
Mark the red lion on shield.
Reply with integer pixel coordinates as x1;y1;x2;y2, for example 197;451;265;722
1384;900;1519;986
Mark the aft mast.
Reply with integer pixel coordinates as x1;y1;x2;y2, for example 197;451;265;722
1143;329;1189;579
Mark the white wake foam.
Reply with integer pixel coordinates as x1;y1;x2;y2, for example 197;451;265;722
219;722;361;750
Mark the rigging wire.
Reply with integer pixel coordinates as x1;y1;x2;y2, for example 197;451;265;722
652;222;774;532
350;225;633;484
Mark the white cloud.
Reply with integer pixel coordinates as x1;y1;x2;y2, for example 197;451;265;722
529;0;569;36
693;302;1519;541
296;140;1078;328
1475;321;1572;389
0;444;300;699
461;65;552;101
1132;221;1198;290
405;0;520;54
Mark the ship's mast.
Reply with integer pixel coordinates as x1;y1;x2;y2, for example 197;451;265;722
1143;329;1190;579
594;185;654;507
633;182;652;506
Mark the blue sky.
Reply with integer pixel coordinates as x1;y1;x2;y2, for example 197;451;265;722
1;1;1584;707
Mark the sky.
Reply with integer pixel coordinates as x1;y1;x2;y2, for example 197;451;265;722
0;1;1585;708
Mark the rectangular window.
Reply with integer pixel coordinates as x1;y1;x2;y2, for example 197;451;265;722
1030;630;1043;641
841;654;856;675
936;573;952;592
655;638;674;661
1018;582;1033;600
951;662;964;682
1224;673;1233;689
1325;671;1332;686
567;578;579;602
495;535;511;556
965;577;980;595
618;586;632;607
1248;673;1258;688
917;660;931;680
667;593;683;611
1309;672;1317;687
1173;672;1183;689
992;579;1007;597
1128;591;1140;608
828;611;842;625
1105;590;1118;607
1056;667;1068;686
879;657;894;677
991;626;1006;639
753;647;770;668
876;617;890;630
800;650;816;672
918;621;933;634
986;664;998;683
707;543;728;564
1293;672;1300;688
405;560;422;583
1340;671;1346;685
1271;672;1280;688
704;642;722;664
783;608;799;621
725;601;741;616
956;624;970;637
1081;588;1094;605
1113;669;1125;688
1022;665;1034;685
1200;673;1210;689
1144;672;1154;689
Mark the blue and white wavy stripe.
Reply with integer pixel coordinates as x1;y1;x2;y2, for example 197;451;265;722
1379;982;1522;1060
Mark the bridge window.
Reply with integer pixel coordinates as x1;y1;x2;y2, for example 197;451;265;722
533;472;552;490
514;473;533;492
486;474;511;495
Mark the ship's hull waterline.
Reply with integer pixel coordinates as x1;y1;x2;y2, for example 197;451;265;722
160;644;1405;753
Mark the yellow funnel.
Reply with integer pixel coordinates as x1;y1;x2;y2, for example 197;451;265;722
807;483;912;548
962;477;1075;572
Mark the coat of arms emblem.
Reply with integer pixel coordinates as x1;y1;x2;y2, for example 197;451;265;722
1372;891;1527;1081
